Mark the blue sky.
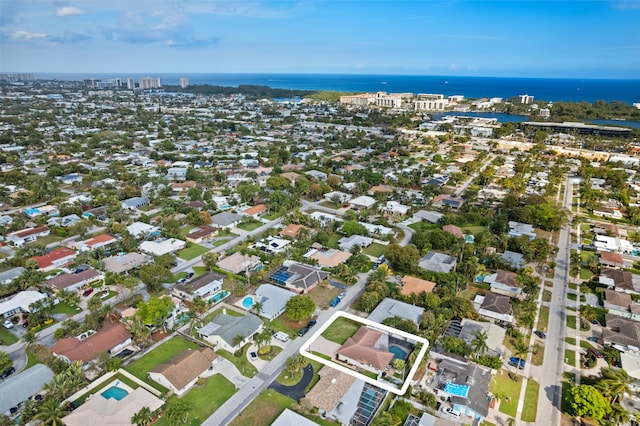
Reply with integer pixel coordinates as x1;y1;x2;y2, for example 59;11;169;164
1;0;639;78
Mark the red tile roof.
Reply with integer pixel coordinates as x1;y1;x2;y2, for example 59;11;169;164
51;323;131;363
31;247;77;269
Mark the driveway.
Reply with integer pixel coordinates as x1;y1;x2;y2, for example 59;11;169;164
245;342;289;371
210;358;249;388
268;364;313;402
307;336;342;359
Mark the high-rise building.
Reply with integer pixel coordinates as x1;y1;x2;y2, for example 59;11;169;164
138;77;162;89
180;77;189;89
84;78;101;88
127;78;135;90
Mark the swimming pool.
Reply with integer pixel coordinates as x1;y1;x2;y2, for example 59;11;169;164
209;290;230;304
389;345;408;360
444;383;469;398
101;386;129;401
242;296;255;309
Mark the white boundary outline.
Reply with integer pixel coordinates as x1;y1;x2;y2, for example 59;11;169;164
298;311;429;395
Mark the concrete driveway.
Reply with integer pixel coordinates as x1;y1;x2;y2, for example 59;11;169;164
210;358;249;388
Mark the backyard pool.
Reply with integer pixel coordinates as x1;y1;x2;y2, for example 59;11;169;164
101;385;129;401
632;250;640;257
242;296;255;309
389;345;408;361
209;290;230;304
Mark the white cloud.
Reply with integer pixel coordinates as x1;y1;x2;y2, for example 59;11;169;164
11;30;48;41
56;6;86;17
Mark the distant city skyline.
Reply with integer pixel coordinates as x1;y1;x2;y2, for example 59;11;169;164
1;0;639;79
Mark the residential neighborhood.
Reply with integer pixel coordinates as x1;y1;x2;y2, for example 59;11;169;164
0;78;639;426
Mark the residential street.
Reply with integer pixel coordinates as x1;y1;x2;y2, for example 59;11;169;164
535;175;573;425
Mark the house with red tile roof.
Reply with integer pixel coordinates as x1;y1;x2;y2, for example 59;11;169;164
7;226;50;247
337;327;394;374
242;204;267;217
51;323;132;364
70;234;118;252
30;247;77;272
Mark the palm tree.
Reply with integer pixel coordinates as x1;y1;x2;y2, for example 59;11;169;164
253;329;272;354
128;316;151;345
597;367;633;404
166;400;192;425
33;398;66;426
232;333;245;351
471;330;489;358
252;300;264;317
131;406;153;426
606;403;629;425
23;329;38;347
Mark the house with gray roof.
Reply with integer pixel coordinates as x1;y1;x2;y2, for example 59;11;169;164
473;292;514;324
166;167;188;182
121;197;150;211
501;251;525;268
0;267;24;286
271;260;329;293
339;235;373;252
508;221;536;239
173;271;224;301
367;297;424;327
197;313;263;352
210;211;242;229
0;364;54;415
419;251;457;273
254;284;296;321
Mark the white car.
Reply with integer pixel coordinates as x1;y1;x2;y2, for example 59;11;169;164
2;320;13;329
443;407;461;418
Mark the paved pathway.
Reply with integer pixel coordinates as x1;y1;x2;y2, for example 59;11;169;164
211;358;250;388
268;364;313;401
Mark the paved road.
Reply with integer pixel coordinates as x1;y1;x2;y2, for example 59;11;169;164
453;154;494;197
202;271;371;426
535;175;573;426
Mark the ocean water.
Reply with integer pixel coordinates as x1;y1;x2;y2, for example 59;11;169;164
37;73;640;104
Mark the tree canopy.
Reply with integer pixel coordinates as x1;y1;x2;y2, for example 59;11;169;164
285;295;316;322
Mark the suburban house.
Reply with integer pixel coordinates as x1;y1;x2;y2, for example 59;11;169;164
338;235;373;252
149;347;218;396
473;292;514;324
308;247;352;268
166;167;188;181
0;267;25;286
103;252;150;274
349;195;376;210
603;289;640;321
47;268;104;292
254;284;296;321
6;226;50;247
25;205;59;218
594;235;634;254
126;221;160;238
442;224;464;239
47;214;83;228
210;211;243;229
508;221;537;239
600;251;625;269
253;236;291;254
270;260;329;293
432;195;464;211
139;238;187;256
0;290;49;318
404;413;458;426
419;251;457;273
432;358;492;423
444;319;506;358
31;247;77;271
70;234;118;252
0;364;54;416
336;327;394;374
382;201;410;218
272;409;322;426
172;271;224;301
197;313;263;352
483;270;522;298
185;225;218;244
602;314;640;351
50;322;133;364
501;251;525;269
242;204;267;217
368;297;424;327
279;224;312;239
63;386;163;426
413;210;443;224
216;252;262;275
323;191;352;204
599;268;640;294
400;276;436;296
120;197;150;211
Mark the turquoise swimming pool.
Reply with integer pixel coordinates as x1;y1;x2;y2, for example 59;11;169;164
389;345;408;360
209;290;230;304
242;296;255;309
101;386;129;401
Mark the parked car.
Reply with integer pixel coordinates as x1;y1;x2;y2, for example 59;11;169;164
0;367;15;380
177;278;187;284
330;297;341;307
82;288;94;297
298;326;310;337
534;330;546;339
185;271;195;279
2;320;13;329
443;407;461;418
587;348;604;359
509;356;525;369
308;319;317;328
249;351;258;361
586;336;599;343
339;292;346;299
274;331;290;342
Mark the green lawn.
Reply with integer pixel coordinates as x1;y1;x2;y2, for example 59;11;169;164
52;301;82;315
531;343;544;366
258;345;282;361
490;373;522;417
567;293;577;301
267;316;300;339
177;244;209;260
363;243;388;257
262;211;283;220
580;340;596;349
565;337;576;345
1;327;19;345
580;268;594;280
568;282;577;290
306;360;324;392
408;222;439;232
542;290;552;302
125;336;201;393
154;375;236;426
537;306;550;331
25;348;40;369
193;266;208;276
567;315;577;330
522;379;540;422
321;316;360;345
565;349;576;366
212;237;234;247
277;368;304;386
461;225;487;236
217;346;258;377
169;272;187;283
237;220;263;232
